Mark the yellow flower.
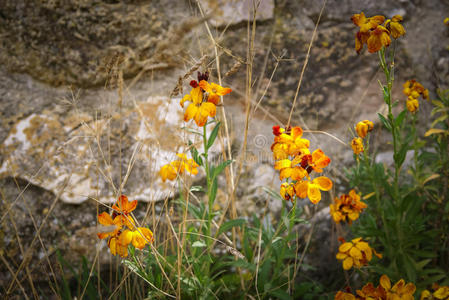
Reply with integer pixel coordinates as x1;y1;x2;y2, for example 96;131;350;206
280;182;295;202
403;80;429;100
386;15;406;39
271;126;310;160
108;236;129;257
406;96;419;113
119;227;154;250
160;153;199;182
355;120;374;138
351;137;364;155
199;80;232;105
330;189;367;225
274;159;308;181
380;275;416;300
351;12;387;53
434;286;449;299
336;237;381;270
294;176;332;204
367;25;391;53
444;17;449;26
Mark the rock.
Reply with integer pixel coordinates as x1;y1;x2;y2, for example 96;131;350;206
202;0;274;27
0;87;211;203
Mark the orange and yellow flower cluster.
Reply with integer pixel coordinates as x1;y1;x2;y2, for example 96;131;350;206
160;153;199;182
272;125;332;204
180;72;231;127
330;189;367;225
351;12;405;54
351;120;373;155
403;80;429;113
335;275;416;300
336;237;381;270
421;284;449;300
97;195;154;258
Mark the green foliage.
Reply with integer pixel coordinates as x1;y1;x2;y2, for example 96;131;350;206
347;45;449;290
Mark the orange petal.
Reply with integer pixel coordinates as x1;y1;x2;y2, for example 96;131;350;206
291;126;303;139
295;181;308;198
98;212;114;225
191;86;203;105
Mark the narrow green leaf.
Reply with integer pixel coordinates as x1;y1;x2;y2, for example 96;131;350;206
213;159;232;179
206;121;221;150
378;113;392;131
218;218;247;236
395;110;407;128
209;177;218;204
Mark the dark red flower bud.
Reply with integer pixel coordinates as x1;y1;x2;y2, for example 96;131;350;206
272;125;281;136
190;80;198;88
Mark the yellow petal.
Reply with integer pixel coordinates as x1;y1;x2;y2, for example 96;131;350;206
313;176;333;191
307;183;321;204
274;159;292;170
349;246;363;260
184;103;198;122
119;230;133;246
343;257;353;270
294;181;308;198
339;242;353;253
380;274;391;290
191;86;203;105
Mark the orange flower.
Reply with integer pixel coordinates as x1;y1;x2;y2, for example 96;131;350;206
330;189;367;225
335;291;356;300
301;149;331;174
351;137;364;155
199;80;232;105
355;120;374;138
351;12;385;33
367;25;391;53
112;194;137;215
97;212;124;239
294;177;332;204
336;237;382;270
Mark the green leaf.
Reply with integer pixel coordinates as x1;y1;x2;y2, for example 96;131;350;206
190;185;204;192
394;143;409;168
213;159;233;179
189;142;203;166
378;113;392;131
209;177;218;204
395;110;407;128
206;121;221;150
218;218;247;236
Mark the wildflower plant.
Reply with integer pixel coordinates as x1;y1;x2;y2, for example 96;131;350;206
343;10;449;292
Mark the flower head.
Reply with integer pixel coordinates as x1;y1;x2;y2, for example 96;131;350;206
97;195;154;258
180;76;231;127
386;15;406;39
380;275;416;300
403;80;429;113
355;120;374;138
351;137;364;155
351;12;405;54
330;189;367;225
160;153;199;182
280;182;296;202
336;237;382;270
294;177;333;204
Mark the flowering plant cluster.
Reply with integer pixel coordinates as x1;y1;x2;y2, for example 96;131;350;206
330;189;367;225
403;79;429;113
97;195;153;257
336;275;416;300
271;125;332;204
351;12;405;54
